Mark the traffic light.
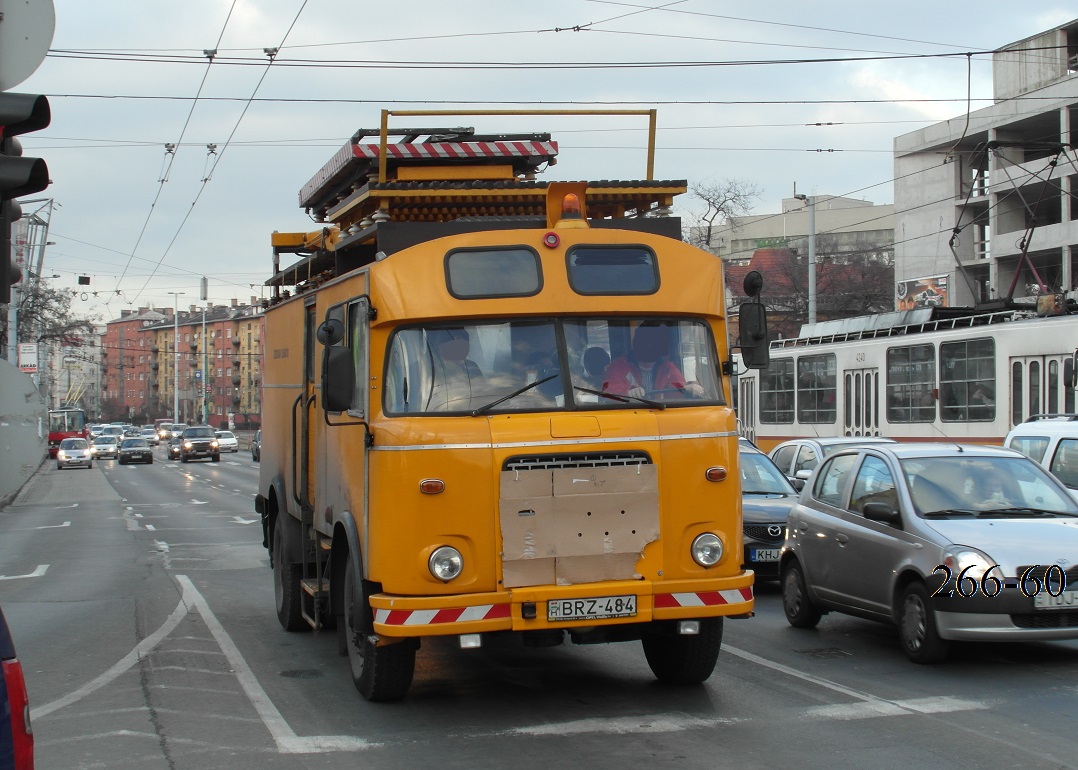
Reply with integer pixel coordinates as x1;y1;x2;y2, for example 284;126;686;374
0;93;50;302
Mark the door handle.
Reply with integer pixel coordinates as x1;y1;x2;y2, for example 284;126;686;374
835;533;849;545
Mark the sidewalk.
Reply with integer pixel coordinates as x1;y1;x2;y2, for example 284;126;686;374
9;459;122;507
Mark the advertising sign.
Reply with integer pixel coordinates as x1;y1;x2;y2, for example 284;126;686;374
17;343;37;373
896;274;949;311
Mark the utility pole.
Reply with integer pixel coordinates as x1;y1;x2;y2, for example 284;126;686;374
794;184;817;324
200;277;208;424
168;292;184;420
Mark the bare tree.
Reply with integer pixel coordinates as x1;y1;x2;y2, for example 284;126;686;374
684;178;762;250
2;277;98;353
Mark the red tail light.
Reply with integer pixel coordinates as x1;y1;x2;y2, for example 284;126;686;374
3;657;34;769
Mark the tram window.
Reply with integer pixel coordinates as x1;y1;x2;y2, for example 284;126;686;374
445;248;541;298
886;344;935;423
1011;362;1023;425
1029;361;1041;417
797;354;837;424
940;337;995;422
1048;361;1059;414
567;247;659;295
760;359;794;424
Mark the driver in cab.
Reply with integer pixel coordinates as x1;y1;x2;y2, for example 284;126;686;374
603;323;703;400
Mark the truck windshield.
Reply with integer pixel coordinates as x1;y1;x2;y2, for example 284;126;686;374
383;317;724;415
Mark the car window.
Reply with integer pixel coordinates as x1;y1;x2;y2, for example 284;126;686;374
1048;439;1078;489
122;438;150;448
1008;435;1049;462
216;431;235;439
185;427;215;438
740;452;797;495
849;456;898;514
812;454;857;507
771;445;796;473
60;438;86;449
794;445;819;474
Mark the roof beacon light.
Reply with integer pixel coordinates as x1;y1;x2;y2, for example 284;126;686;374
561;193;582;219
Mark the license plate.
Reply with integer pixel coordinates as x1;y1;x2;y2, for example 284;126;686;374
547;595;637;622
1034;589;1078;610
751;548;781;562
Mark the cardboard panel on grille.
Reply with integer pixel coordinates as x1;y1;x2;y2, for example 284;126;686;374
499;465;659;588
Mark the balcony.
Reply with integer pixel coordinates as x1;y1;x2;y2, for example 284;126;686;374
231;337;241;347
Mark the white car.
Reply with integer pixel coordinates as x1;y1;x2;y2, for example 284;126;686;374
214;430;239;452
57;437;93;470
1005;414;1078;498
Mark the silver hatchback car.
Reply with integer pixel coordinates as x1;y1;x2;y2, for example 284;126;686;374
781;443;1078;663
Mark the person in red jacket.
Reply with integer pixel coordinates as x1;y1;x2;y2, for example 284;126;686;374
603;323;703;400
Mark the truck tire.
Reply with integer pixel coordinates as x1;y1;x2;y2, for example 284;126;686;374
343;564;414;701
641;617;722;685
273;514;305;631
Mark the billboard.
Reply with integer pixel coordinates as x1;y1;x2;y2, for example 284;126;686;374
896;274;948;311
18;342;37;373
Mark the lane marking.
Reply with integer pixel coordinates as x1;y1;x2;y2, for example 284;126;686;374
36;522;71;529
723;644;990;717
232;517;257;525
32;575;376;754
0;565;49;581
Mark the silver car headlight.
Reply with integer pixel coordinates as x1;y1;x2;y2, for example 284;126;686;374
941;547;998;581
691;533;724;567
428;546;463;581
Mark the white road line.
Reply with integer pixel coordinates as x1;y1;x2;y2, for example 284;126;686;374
0;565;49;581
32;575;376;754
723;644;990;717
36;522;71;529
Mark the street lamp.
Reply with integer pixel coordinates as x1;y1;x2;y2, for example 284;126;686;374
168;291;185;421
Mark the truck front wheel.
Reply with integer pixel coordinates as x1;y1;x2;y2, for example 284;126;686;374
641;617;723;685
343;565;415;702
273;515;304;631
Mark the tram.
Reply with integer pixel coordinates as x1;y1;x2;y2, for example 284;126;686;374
735;305;1078;451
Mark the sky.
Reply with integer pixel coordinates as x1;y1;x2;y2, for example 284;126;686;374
12;0;1077;323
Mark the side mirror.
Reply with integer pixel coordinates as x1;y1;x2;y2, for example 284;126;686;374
738;302;770;370
316;318;345;346
862;501;901;525
321;346;355;412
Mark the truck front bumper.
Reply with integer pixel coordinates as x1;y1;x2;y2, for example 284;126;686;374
369;571;755;638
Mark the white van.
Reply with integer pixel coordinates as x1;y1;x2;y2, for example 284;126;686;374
1004;414;1078;496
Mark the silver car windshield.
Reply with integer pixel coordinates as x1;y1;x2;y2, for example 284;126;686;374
902;456;1078;516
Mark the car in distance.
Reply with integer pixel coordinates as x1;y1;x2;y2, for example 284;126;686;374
1005;413;1078;497
139;427;160;446
250;429;261;462
739;443;798;581
118;437;154;465
769;436;897;489
90;435;120;460
179;425;220;463
0;603;34;768
214;430;239;453
56;437;93;470
167;433;184;460
780;443;1078;663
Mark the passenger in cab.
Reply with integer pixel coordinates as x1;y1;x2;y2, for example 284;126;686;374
603;323;703;399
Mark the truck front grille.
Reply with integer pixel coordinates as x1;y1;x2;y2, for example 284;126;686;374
503;451;651;472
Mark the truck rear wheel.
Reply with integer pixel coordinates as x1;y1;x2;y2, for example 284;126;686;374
273;514;304;631
641;617;723;685
343;565;414;701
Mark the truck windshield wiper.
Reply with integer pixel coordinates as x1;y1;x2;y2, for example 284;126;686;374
472;374;559;416
573;385;665;410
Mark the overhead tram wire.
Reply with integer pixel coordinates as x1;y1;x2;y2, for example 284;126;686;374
130;0;311;305
107;0;241;309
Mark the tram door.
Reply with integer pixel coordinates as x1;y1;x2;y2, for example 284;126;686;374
738;376;757;445
1008;355;1074;427
843;368;880;436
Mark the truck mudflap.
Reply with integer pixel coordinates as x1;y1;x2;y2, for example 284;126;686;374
369;571;755;638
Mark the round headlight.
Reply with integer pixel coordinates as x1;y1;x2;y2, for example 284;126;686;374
429;546;463;581
691;533;724;567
